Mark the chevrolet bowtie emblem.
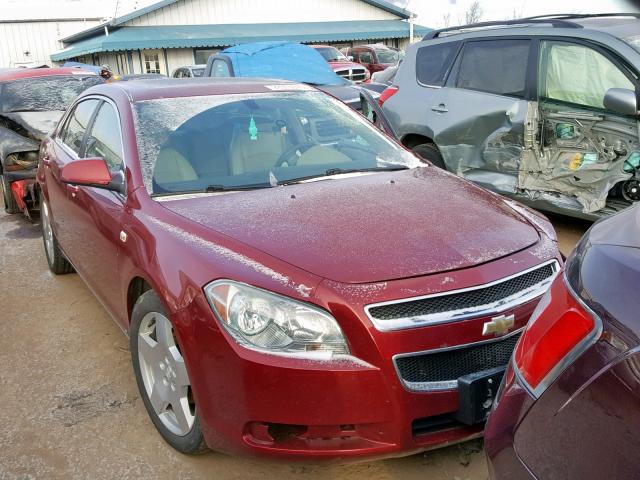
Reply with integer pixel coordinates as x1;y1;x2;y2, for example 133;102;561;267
483;314;515;336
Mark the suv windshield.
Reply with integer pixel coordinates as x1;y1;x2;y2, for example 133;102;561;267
374;48;400;64
0;75;103;113
316;47;348;62
133;90;419;195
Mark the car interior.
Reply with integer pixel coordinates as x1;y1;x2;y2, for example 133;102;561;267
145;95;398;194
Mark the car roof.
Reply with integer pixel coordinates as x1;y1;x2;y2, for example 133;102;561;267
422;13;640;41
0;67;97;82
83;77;315;102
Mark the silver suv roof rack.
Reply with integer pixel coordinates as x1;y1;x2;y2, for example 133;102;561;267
422;18;581;40
423;13;640;41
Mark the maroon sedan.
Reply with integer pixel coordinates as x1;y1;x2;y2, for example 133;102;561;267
37;78;561;460
485;204;640;478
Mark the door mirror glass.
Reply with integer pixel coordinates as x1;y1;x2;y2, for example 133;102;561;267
61;158;124;193
359;90;397;138
604;88;638;116
347;55;354;61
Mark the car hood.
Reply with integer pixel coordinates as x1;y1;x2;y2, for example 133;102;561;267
1;111;64;141
159;168;540;284
328;61;366;70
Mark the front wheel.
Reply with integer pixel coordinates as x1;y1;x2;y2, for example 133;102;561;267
130;290;208;454
411;143;446;169
40;198;74;274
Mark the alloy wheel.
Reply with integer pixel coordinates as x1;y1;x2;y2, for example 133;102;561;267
41;201;56;262
137;312;195;436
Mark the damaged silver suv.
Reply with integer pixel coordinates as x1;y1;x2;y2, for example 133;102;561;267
382;14;640;220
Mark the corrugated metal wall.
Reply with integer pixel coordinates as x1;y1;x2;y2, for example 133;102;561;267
0;19;100;68
123;0;398;26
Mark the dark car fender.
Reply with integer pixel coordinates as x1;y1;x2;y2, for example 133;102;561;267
0;124;39;168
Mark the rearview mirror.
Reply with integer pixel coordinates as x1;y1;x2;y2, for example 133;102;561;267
61;158;124;194
604;88;638;116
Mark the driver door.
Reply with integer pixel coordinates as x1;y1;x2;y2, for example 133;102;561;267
518;39;640;213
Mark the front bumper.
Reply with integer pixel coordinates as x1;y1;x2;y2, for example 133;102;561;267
175;246;560;461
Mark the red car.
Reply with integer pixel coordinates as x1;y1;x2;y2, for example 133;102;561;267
344;44;402;74
37;77;561;461
485;204;640;479
0;67;102;217
310;45;370;83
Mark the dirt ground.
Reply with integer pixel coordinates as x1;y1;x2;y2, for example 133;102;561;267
0;208;589;480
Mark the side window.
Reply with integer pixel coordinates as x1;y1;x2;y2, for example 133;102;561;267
539;40;635;110
359;51;373;64
211;59;231;77
60;99;100;155
416;41;460;87
85;102;124;173
456;40;531;97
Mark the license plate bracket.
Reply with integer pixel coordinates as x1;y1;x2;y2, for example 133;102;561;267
454;366;506;425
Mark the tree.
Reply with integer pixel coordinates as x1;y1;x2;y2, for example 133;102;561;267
442;12;451;28
464;1;483;24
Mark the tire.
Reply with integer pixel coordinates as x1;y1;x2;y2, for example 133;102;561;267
40;198;74;274
1;173;19;214
412;143;446;169
130;290;208;454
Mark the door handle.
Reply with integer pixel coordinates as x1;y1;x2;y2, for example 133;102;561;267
431;104;449;113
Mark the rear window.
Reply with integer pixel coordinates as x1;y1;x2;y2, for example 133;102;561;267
455;40;531;97
416;41;460;87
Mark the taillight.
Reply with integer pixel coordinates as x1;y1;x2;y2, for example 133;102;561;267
378;86;399;106
513;273;602;397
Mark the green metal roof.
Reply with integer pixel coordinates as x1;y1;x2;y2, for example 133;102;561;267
61;0;414;43
51;20;432;61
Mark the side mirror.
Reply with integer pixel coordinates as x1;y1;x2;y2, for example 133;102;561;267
604;88;638;116
347;56;354;62
61;158;124;194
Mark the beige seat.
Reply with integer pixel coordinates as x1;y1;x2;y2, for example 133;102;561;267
154;147;198;185
229;124;288;175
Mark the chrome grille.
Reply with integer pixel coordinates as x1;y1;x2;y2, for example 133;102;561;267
365;260;558;331
394;331;521;391
335;68;367;82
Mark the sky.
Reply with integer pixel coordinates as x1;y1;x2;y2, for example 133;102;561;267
396;0;636;28
0;0;637;26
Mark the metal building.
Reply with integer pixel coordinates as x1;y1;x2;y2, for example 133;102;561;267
50;0;430;75
0;16;102;68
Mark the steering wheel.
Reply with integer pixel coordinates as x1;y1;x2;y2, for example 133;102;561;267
275;140;319;167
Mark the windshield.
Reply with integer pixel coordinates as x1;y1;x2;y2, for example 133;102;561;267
0;75;103;112
375;48;400;64
316;47;347;62
133;90;419;196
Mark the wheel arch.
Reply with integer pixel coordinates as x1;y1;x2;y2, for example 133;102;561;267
401;133;437;150
127;276;153;325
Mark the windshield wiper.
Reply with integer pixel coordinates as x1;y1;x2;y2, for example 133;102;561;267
205;183;273;192
280;166;409;185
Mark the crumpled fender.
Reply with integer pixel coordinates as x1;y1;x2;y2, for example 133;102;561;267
0;124;39;166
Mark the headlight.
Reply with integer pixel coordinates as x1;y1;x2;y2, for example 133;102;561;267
204;280;349;358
